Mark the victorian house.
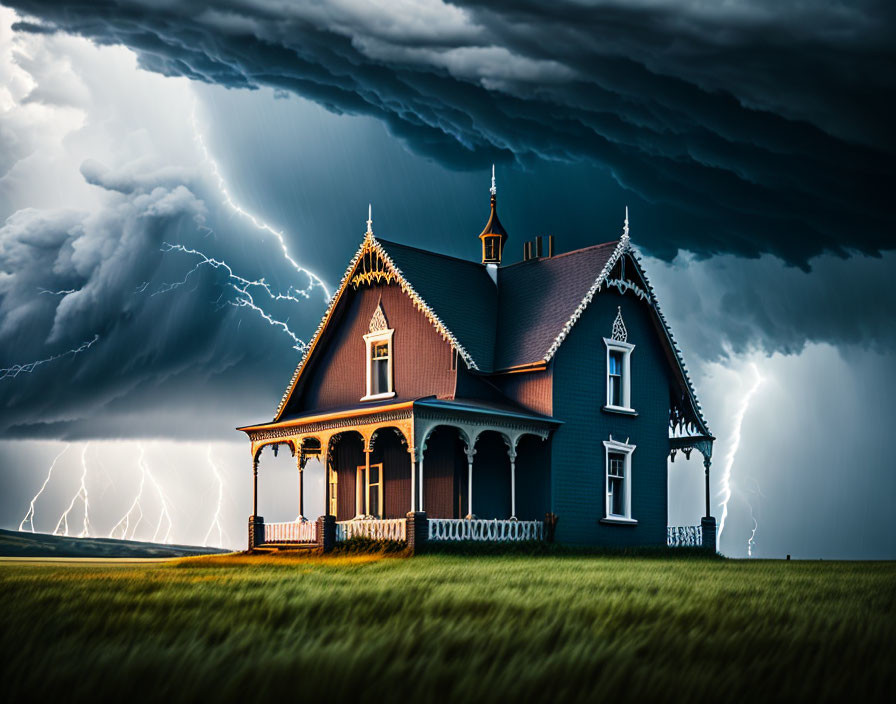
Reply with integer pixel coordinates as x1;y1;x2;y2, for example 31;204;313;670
238;170;716;551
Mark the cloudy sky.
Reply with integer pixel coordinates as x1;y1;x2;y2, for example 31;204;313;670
0;1;893;557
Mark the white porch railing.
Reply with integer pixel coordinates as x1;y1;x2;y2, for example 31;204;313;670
428;518;544;542
667;525;702;547
263;520;316;544
336;518;407;542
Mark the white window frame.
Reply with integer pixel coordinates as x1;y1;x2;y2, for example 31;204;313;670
602;438;636;523
362;328;395;401
603;337;635;412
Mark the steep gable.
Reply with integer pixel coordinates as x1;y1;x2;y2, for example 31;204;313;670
273;215;709;438
377;239;497;370
274;233;496;421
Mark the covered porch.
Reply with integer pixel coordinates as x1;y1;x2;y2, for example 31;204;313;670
667;433;717;550
238;398;559;550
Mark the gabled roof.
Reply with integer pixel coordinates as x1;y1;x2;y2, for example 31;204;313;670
495;240;621;369
376;238;497;369
273;214;709;437
273;233;496;421
626;246;711;437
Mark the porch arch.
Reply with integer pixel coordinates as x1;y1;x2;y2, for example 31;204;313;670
419;425;468;518
369;427;412;518
471;430;512;520
327;431;365;521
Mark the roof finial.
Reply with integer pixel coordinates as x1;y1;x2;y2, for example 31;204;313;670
490;164;496;196
366;203;373;236
622;206;629;242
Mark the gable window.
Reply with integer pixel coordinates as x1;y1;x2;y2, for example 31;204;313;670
603;307;635;412
362;304;395;401
602;438;636;523
371;341;390;394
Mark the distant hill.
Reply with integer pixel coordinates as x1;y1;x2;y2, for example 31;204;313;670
0;528;232;558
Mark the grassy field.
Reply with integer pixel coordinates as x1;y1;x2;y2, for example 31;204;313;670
1;553;893;702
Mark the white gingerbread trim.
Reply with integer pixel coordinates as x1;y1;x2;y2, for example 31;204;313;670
369;302;389;333
626;245;711;435
540;209;709;436
543;217;630;362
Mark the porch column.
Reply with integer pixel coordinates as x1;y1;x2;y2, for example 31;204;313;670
409;447;417;513
252;452;259;518
325;451;333;518
418;452;424;512
364;447;372;516
508;447;517;520
297;452;305;520
465;446;476;519
704;456;712;518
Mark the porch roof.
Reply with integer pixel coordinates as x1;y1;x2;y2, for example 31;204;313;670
414;397;560;426
237;396;559;437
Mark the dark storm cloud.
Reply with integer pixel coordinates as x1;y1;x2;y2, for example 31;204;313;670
644;250;896;362
0;159;323;439
5;0;895;265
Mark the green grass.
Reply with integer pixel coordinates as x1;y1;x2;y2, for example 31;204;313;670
1;554;893;702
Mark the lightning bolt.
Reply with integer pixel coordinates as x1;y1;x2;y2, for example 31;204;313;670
1;335;100;381
203;444;230;548
744;477;764;558
746;501;758;557
19;444;70;533
142;447;173;544
38;288;78;296
108;444;147;540
156;242;309;351
54;443;91;538
718;362;763;539
190;100;330;300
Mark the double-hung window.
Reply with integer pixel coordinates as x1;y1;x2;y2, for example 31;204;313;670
602;439;636;523
603;338;635;412
362;328;395;401
607;452;625;516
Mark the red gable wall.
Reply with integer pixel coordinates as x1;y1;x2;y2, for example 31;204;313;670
286;282;457;414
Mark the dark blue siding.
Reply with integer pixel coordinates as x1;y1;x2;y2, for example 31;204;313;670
550;290;671;546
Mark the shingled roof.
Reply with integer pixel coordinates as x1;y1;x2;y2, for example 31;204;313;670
376;238;498;369
371;238;628;373
495;242;619;370
273;214;708;436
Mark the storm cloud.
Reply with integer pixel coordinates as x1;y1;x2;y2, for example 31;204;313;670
0;24;330;438
2;0;893;265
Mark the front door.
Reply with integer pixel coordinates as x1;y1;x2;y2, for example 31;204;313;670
356;463;384;517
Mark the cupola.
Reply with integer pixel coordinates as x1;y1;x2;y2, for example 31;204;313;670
478;165;508;266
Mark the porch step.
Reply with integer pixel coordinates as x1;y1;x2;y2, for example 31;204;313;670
254;542;319;553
